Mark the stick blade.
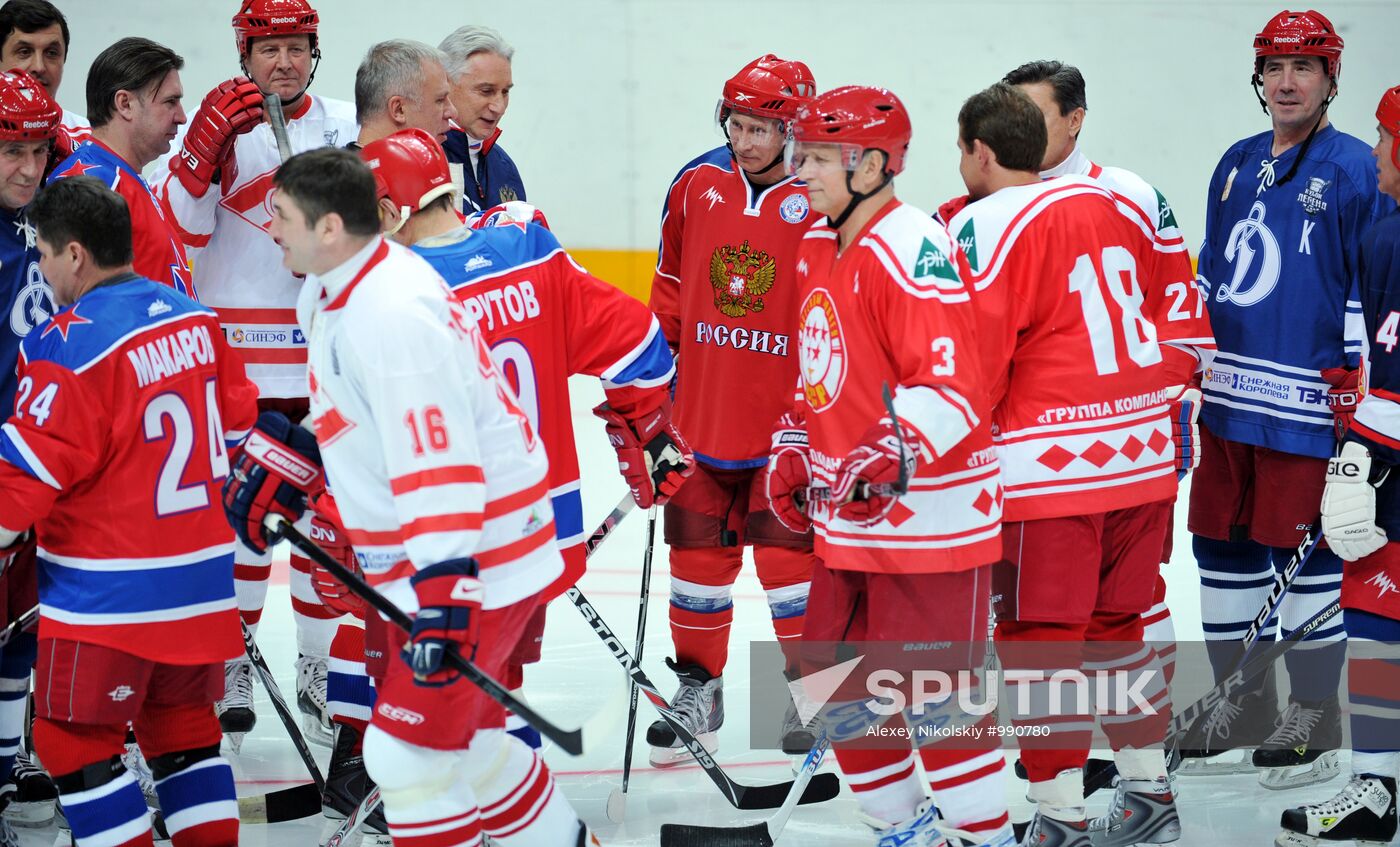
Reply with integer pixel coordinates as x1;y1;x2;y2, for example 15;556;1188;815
734;771;840;810
238;782;321;824
606;788;626;823
660;821;774;847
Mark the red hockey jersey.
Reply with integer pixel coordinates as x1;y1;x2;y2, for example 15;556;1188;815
948;177;1176;521
794;200;1000;574
0;275;257;663
413;223;674;596
651;146;812;468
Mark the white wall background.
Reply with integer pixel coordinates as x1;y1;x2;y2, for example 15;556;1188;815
61;0;1400;253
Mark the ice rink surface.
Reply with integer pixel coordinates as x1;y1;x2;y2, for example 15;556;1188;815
8;379;1366;845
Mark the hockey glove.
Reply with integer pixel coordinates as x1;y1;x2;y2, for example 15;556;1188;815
222;411;324;555
764;411;812;533
593;402;694;509
406;557;483;686
45;125;77;179
833;418;919;527
306;491;365;617
1322;367;1360;441
1321;440;1388;562
171;76;264;198
1168;384;1203;481
469;201;551;230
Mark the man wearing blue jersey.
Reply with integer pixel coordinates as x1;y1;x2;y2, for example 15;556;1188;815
1184;9;1395;789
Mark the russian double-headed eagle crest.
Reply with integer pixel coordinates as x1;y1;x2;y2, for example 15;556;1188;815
710;240;776;318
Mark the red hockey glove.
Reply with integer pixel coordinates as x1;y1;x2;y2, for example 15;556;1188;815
469;201;551;230
764;411;812;533
307;492;365;617
833;418;919;527
406;558;482;686
171;76;264;198
1321;367;1360;441
45;125;77;179
1168;384;1203;481
593;402;694;509
222;411;324;555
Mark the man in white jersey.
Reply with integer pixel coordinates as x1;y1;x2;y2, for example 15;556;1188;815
152;0;358;748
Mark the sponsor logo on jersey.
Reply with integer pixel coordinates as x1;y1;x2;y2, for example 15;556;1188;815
1155;188;1179;230
147;299;172;318
779;193;809;224
108;685;134;702
693;321;789;357
10;261;53;338
798;287;845;412
464;254;493;272
1297;177;1331;215
324;129;339;147
1216;201;1280;307
228;327;290;346
292;329;306;344
913;237;959;281
1222;166;1238;202
377;703;425;725
498;185;518;202
709;240;775;318
220;169;279;233
1367;571;1399;600
955;218;978;268
700;186;726;210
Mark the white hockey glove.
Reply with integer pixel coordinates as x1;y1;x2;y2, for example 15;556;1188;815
1321;440;1388;561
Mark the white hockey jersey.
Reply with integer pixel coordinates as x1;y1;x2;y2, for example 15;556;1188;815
154;94;358;399
298;237;562;614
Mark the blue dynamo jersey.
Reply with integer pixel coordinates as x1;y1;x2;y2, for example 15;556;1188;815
1197;124;1394;459
1346;210;1400;533
0;208;54;413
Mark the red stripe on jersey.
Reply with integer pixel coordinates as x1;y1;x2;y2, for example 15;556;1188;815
850;760;918;793
402;512;486;540
907;466;1000;493
1004;460;1175;492
326;240;390;311
483;478;550;519
1372;387;1400;403
233;347;308;364
963;182;1105;285
391;466;486;496
1351;419;1400;451
216;307;300;324
476;520;556;569
481;754;553;837
363;558;416;587
822;522;997;544
928;757;1005;791
994;412;1166;445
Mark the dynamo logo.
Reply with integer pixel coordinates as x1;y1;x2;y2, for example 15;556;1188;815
1215;201;1280;307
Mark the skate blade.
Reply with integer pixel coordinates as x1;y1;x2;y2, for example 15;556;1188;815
223;732;247;755
1258;751;1342;791
648;732;718;768
3;799;56;826
1176;751;1256;776
303;713;334;748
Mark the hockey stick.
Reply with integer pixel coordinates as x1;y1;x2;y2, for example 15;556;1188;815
238;782;323;824
660;731;831;846
0;604;36;649
585;495;637;556
606;504;657;822
264;93;293;163
323;784;382;847
563;584;841;810
240;618;326;792
269;516;584;755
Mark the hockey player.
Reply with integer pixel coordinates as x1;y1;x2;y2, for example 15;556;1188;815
151;0;357;750
0;68;59;835
1271;82;1400;847
48;37;192;297
647;54;820;765
1185;9;1394;787
947;83;1177;847
230;145;595;846
773;84;1012;847
0;0;85;134
0;175;258;847
1004;59;1215;679
354;40;457;147
439;26;526;213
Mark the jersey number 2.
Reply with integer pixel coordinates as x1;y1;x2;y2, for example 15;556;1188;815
1067;246;1162;376
143;380;230;517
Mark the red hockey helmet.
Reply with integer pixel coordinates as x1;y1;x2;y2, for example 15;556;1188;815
0;70;60;142
787;85;912;177
718;54;816;127
232;0;320;57
359;128;457;231
1253;9;1343;81
1378;85;1400;172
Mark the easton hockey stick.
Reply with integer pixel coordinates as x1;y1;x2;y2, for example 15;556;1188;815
264;92;293;163
324;784;381;847
660;731;831;846
606;505;657;822
240;618;326;791
563;584;841;810
269;516;584;755
237;782;323;824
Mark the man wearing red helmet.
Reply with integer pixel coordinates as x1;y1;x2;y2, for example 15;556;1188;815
150;0;358;753
1271;84;1400;847
1183;9;1395;789
945;83;1178;847
646;53;821;766
775;84;1011;847
0;68;61;836
0;0;88;140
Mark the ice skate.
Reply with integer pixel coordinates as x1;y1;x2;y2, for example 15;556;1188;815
1254;697;1342;790
1176;665;1278;776
296;653;334;747
1087;777;1181;846
646;660;723;768
780;694;819;756
321;722;386;834
0;749;57;826
1275;775;1396;846
0;817;17;847
216;658;255;753
1017;812;1091;847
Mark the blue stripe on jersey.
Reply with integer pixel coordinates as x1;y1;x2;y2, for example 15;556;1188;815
696;452;767;471
39;549;235;618
605;326;674;387
0;423;56;487
551;487;583;544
